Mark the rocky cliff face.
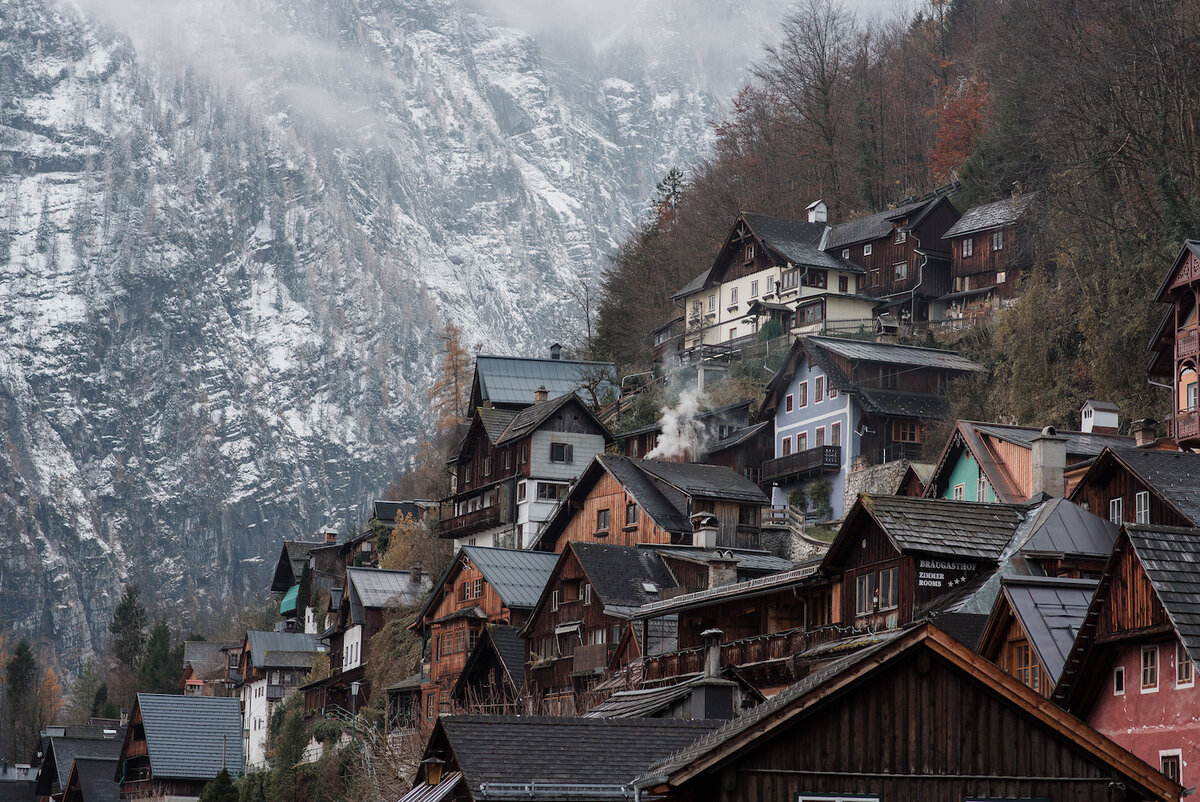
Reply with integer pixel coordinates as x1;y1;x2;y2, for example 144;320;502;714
0;0;780;665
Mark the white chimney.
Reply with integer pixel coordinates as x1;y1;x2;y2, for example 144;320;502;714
1080;400;1119;434
691;513;718;549
1030;426;1068;498
701;628;723;679
806;199;827;224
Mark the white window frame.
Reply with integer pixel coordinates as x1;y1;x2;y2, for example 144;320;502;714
1142;644;1159;692
708;294;715;312
895;229;907;244
1114;664;1125;695
962;237;974;257
730;286;738;305
750;279;758;298
997;270;1007;283
992;230;1004;250
746;244;755;261
977;477;989;502
1177;641;1194;688
1109;496;1123;524
1161;749;1183;785
841;249;850;259
863;243;872;256
953;484;965;501
1135;490;1150;524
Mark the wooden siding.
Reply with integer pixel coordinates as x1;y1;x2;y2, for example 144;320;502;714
551;471;674;552
1071;462;1194;527
689;651;1156;802
949;224;1033;301
1097;541;1171;639
986;435;1031;498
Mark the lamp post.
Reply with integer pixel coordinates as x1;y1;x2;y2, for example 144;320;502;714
349;681;361;734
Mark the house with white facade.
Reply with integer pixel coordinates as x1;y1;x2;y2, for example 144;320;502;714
235;631;323;768
758;336;986;520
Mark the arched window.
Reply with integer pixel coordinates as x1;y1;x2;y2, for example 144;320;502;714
1180;363;1198;412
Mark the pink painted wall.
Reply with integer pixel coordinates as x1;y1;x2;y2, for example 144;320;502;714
1089;640;1200;788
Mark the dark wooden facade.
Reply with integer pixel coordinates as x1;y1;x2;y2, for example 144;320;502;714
948;222;1032;301
1150;241;1200;447
654;631;1178;802
1068;452;1194;528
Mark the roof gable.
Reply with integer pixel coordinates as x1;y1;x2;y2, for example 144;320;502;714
943;193;1036;238
1071;447;1200;525
461;546;560;609
470;354;615;409
1153;239;1200;303
130;694;242;780
980;575;1097;686
494;392;613;447
1018;496;1119;560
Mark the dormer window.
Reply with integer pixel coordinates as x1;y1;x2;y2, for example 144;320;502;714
745;244;755;261
894;229;906;244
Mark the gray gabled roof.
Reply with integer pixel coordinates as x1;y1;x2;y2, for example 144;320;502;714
477;407;519;443
182;640;239;676
807;335;986;372
1000;575;1097;684
1099;448;1200;525
494;392;613;447
741;213;857;273
826;197;932;249
42;733;125;790
1019;497;1119;560
671;269;710;301
600;456;693;534
572;542;678;612
461;546;560;609
943;193;1036;238
854;494;1031;562
1124;524;1200;660
970;422;1133;456
636;460;770;505
246;631;321;669
69;757;120;802
346;567;431;618
437;716;723;788
473;355;615;407
134;694;242;780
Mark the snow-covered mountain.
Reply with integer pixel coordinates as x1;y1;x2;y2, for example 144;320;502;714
0;0;781;665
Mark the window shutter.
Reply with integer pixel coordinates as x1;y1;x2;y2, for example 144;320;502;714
584;584;592;606
566;444;574;463
551;590;559;612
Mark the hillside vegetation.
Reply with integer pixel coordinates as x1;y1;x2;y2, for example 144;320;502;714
597;0;1200;432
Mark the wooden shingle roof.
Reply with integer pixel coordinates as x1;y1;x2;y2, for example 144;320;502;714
853;494;1031;562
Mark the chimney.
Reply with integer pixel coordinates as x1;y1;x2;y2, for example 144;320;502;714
1030;426;1068;498
549;343;562;360
1080;400;1119;434
701;628;723;679
534;385;548;404
1133;418;1158;448
690;513;718;549
806;199;827;224
410;563;422;582
708;552;739;589
324;529;337;544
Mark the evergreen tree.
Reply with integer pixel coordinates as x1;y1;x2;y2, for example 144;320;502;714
109;584;148;671
92;684;119;720
66;659;100;725
138;619;178;695
200;768;239;802
5;640;37;762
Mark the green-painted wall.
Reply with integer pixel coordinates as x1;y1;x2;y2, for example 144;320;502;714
940;451;997;502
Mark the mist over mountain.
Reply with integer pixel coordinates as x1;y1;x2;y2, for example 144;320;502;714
0;0;786;666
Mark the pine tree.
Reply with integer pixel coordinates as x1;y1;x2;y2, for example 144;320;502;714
109;584;148;671
138;620;178;695
428;321;471;433
200;768;239;802
5;640;37;762
66;660;100;724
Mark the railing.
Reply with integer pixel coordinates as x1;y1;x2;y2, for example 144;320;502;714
437;504;500;537
637;626;850;684
1177;329;1200;360
266;684;285;701
880;443;923;463
571;643;615;676
761;445;841;482
1176;409;1200;441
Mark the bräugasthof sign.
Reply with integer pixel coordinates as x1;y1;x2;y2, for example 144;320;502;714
918;559;976;572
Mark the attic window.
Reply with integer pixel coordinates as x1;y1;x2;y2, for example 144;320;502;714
745;244;755;261
864;243;873;256
641;582;659;594
894;229;907;244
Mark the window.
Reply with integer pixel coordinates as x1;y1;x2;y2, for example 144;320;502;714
1013;642;1040;691
894;262;907;280
815;427;825;447
863;243;873;256
781;436;792;456
745;244;755;261
893;420;920;443
977;477;989;502
584;583;592;605
880;366;899;390
1136;490;1150;524
563;579;582;602
550;442;574;463
1114;665;1125;695
750;279;758;298
1109;497;1124;524
838;275;848;293
798;381;808;407
517;481;526;501
878;567;898;610
738;505;758;526
855;574;873;615
785;394;794;413
1178;642;1194;687
1162;751;1182;784
841;249;850;259
730;287;738;305
625;502;638;527
800;303;822;324
596;508;611;534
962;237;974;257
1143;645;1159;691
828;384;838;399
815;376;824;402
504;451;511;470
802;270;827;289
483;456;491;477
797;432;808;451
551;590;560;612
425;692;436;719
708;294;716;312
831;422;841;446
537;482;567;501
997;270;1007;283
781;268;799;290
992;230;1004;250
953;484;965;500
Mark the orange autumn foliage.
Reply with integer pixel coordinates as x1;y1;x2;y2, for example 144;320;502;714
928;76;989;183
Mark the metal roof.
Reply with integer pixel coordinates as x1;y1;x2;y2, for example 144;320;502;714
633;565;819;619
397;772;462;802
807;335;986;372
583;678;702;719
246;631;321;669
41;733;125;791
1124;524;1200;661
826;197;933;249
1000;575;1096;684
648;544;792;575
474;355;615;407
461;546;560;609
856;495;1031;562
1019;497;1119;559
970;422;1133;456
346;567;432;617
135;694;242;780
741;213;855;272
943;193;1035;238
67;758;120;802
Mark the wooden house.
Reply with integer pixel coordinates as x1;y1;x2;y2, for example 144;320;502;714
441;392;614;549
409;546;558;720
1068;446;1200;527
669;210;872;361
635;623;1180;802
114;695;242;799
1149;240;1200;448
700;421;773;485
923;419;1133;503
397;716;723;802
179;640;239;697
520;542;678;713
825;191;960;322
34;725;124;802
759;336;985;520
449;624;528;714
235;631;322;768
1054;523;1200;790
940;192;1037;312
532;455;770;553
976;575;1097;698
60;757;118;802
301;567;430;718
616;400;755;462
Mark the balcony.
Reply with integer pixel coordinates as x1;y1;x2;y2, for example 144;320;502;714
437;504;501;538
1177;329;1200;361
637;626;850;684
1176;409;1200;443
761;445;841;483
571;643;615;676
266;684;285;702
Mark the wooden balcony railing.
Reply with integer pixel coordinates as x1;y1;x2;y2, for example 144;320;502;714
1176;409;1200;442
1177;329;1200;360
761;445;841;483
571;643;615;676
638;626;849;684
437;504;501;537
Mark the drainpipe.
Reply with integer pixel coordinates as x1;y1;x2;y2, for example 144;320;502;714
910;230;924;327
